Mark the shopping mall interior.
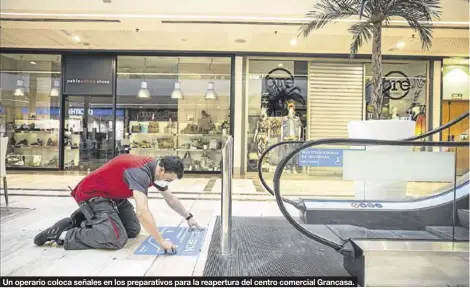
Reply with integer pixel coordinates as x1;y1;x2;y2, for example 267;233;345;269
0;0;469;286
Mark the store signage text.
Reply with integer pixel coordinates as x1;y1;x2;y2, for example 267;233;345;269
20;107;124;117
66;79;111;84
298;148;344;167
383;71;426;100
69;108;93;116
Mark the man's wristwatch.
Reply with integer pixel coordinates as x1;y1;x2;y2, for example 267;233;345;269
186;213;193;221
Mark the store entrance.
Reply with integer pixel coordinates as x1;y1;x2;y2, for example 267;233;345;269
64;95;115;172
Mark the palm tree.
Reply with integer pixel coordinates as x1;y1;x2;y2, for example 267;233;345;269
300;0;441;120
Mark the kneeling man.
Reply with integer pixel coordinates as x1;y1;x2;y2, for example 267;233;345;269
34;155;202;252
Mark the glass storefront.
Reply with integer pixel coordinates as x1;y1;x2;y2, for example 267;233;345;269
245;58;430;176
365;61;428;135
441;58;469;175
0;54;62;168
116;56;232;172
246;59;308;172
0;53;232;173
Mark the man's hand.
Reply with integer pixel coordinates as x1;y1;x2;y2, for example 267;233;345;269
188;217;204;230
160;240;177;254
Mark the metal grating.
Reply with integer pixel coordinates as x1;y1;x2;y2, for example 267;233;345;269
307;63;364;140
203;216;350;276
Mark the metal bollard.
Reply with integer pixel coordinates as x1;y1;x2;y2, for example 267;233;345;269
221;136;233;255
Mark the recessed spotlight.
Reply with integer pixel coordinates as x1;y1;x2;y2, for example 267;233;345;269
278;63;283;67
30;61;36;65
72;35;81;42
290;39;297;46
182;38;187;42
397;41;405;48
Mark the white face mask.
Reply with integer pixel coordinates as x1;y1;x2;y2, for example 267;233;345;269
154;180;170;188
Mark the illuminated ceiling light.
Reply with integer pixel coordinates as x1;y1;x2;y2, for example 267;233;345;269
397;41;405;48
50;80;60;97
30;61;36;65
278;63;283;67
14;79;25;97
205;82;218;100
137;81;150;99
171;82;184;99
72;35;81;42
290;38;297;46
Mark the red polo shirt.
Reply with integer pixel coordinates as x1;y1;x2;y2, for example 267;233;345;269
71;154;163;202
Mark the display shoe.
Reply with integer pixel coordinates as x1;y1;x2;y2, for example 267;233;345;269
64;160;75;169
15;139;28;147
34;218;73;246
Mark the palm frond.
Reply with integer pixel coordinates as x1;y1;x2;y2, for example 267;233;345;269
349;20;375;57
386;0;442;21
386;0;441;51
300;0;362;38
404;18;434;50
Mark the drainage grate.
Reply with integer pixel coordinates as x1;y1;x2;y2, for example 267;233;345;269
203;216;350;276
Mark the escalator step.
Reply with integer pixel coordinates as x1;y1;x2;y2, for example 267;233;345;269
458;209;469;228
425;226;469;241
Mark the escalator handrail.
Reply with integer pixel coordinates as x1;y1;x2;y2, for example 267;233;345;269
258;111;469;202
273;139;469;252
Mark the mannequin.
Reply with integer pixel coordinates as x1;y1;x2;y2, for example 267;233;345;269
198;110;212;134
253;107;271;158
282;103;302;173
391;107;399;119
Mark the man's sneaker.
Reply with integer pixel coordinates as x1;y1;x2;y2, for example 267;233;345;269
34;218;73;246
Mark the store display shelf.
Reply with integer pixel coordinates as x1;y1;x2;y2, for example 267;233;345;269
130;148;175;151
130;133;176;136
176;149;221;152
14;130;59;134
178;134;227;138
12;146;59;149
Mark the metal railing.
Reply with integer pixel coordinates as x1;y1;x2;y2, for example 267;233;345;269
221;136;233;255
273;139;469;255
258;111;470;207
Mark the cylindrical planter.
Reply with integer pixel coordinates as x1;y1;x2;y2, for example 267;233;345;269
347;119;416;201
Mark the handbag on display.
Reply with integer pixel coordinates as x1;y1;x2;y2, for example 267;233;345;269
157;138;174;149
149;121;159;133
200;153;216;171
131;124;141;133
182;152;193;170
209;139;219;150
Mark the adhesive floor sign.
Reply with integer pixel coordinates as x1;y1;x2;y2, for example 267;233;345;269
134;227;207;256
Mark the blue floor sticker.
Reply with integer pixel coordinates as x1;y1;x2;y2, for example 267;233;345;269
134;227;207;256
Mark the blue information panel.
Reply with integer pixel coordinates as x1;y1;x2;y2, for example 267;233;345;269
134;227;207;256
298;148;344;167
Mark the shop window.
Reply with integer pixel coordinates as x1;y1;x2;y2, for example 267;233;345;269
246;59;308;173
442;59;469;176
0;54;61;169
365;62;428;135
116;56;232;172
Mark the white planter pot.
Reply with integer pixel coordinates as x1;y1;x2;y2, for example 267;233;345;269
347;119;416;201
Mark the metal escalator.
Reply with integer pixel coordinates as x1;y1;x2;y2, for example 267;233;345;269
257;112;469;286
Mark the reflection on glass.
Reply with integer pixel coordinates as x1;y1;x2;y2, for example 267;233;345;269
0;54;61;168
246;59;308;173
64;96;115;171
116;56;232;172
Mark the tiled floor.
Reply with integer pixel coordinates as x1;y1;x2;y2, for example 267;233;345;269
0;195;300;276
